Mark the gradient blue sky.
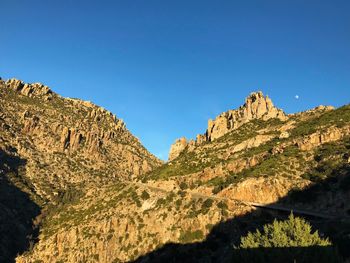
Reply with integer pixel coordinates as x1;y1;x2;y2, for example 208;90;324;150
1;0;350;160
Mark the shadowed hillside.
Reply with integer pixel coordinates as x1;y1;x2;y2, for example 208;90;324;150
0;149;41;263
0;78;161;262
132;169;350;262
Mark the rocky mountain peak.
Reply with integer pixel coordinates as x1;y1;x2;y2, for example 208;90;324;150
206;91;286;142
168;137;188;161
168;91;286;160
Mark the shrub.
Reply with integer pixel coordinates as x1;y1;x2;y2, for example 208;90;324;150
130;191;141;207
179;229;204;243
178;190;187;197
217;201;228;210
202;199;213;209
233;214;342;262
239;214;330;248
175;199;182;207
140;190;150;200
179;181;188;190
156;198;166;207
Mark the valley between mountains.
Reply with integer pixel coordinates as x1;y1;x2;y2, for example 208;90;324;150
1;78;350;262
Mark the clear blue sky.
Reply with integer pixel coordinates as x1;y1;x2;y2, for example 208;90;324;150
1;0;349;160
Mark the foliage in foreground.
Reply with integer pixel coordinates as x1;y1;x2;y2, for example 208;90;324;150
233;214;342;263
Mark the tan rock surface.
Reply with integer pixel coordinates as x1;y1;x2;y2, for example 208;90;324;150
0;78;162;202
168;137;188;161
204;91;286;142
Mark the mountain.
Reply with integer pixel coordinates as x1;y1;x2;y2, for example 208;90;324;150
0;78;161;262
168;91;287;161
147;97;349;212
0;78;349;262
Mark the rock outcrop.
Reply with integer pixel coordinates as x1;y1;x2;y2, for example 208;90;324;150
5;78;53;99
168;137;188;161
168;91;286;160
295;126;350;151
205;91;286;142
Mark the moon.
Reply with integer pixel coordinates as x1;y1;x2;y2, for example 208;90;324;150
295;95;299;99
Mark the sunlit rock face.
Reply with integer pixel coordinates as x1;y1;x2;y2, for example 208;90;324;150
205;91;286;142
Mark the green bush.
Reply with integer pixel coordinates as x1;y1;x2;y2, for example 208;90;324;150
179;181;188;190
233;214;342;262
175;199;182;207
179;229;204;243
140;190;150;200
199;198;214;214
217;201;228;210
239;214;330;248
202;199;213;209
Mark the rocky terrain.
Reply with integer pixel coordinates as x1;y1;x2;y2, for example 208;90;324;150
168;91;286;160
0;78;349;262
0;78;161;262
1;78;161;197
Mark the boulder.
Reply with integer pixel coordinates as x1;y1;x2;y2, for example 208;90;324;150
6;78;24;91
279;131;290;139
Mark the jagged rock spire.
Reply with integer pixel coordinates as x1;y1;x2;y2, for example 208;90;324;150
168;137;188;161
206;91;286;141
168;91;287;160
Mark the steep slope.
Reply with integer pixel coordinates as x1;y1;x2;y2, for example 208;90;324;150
16;91;350;262
0;78;161;201
0;149;41;262
0;77;162;262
